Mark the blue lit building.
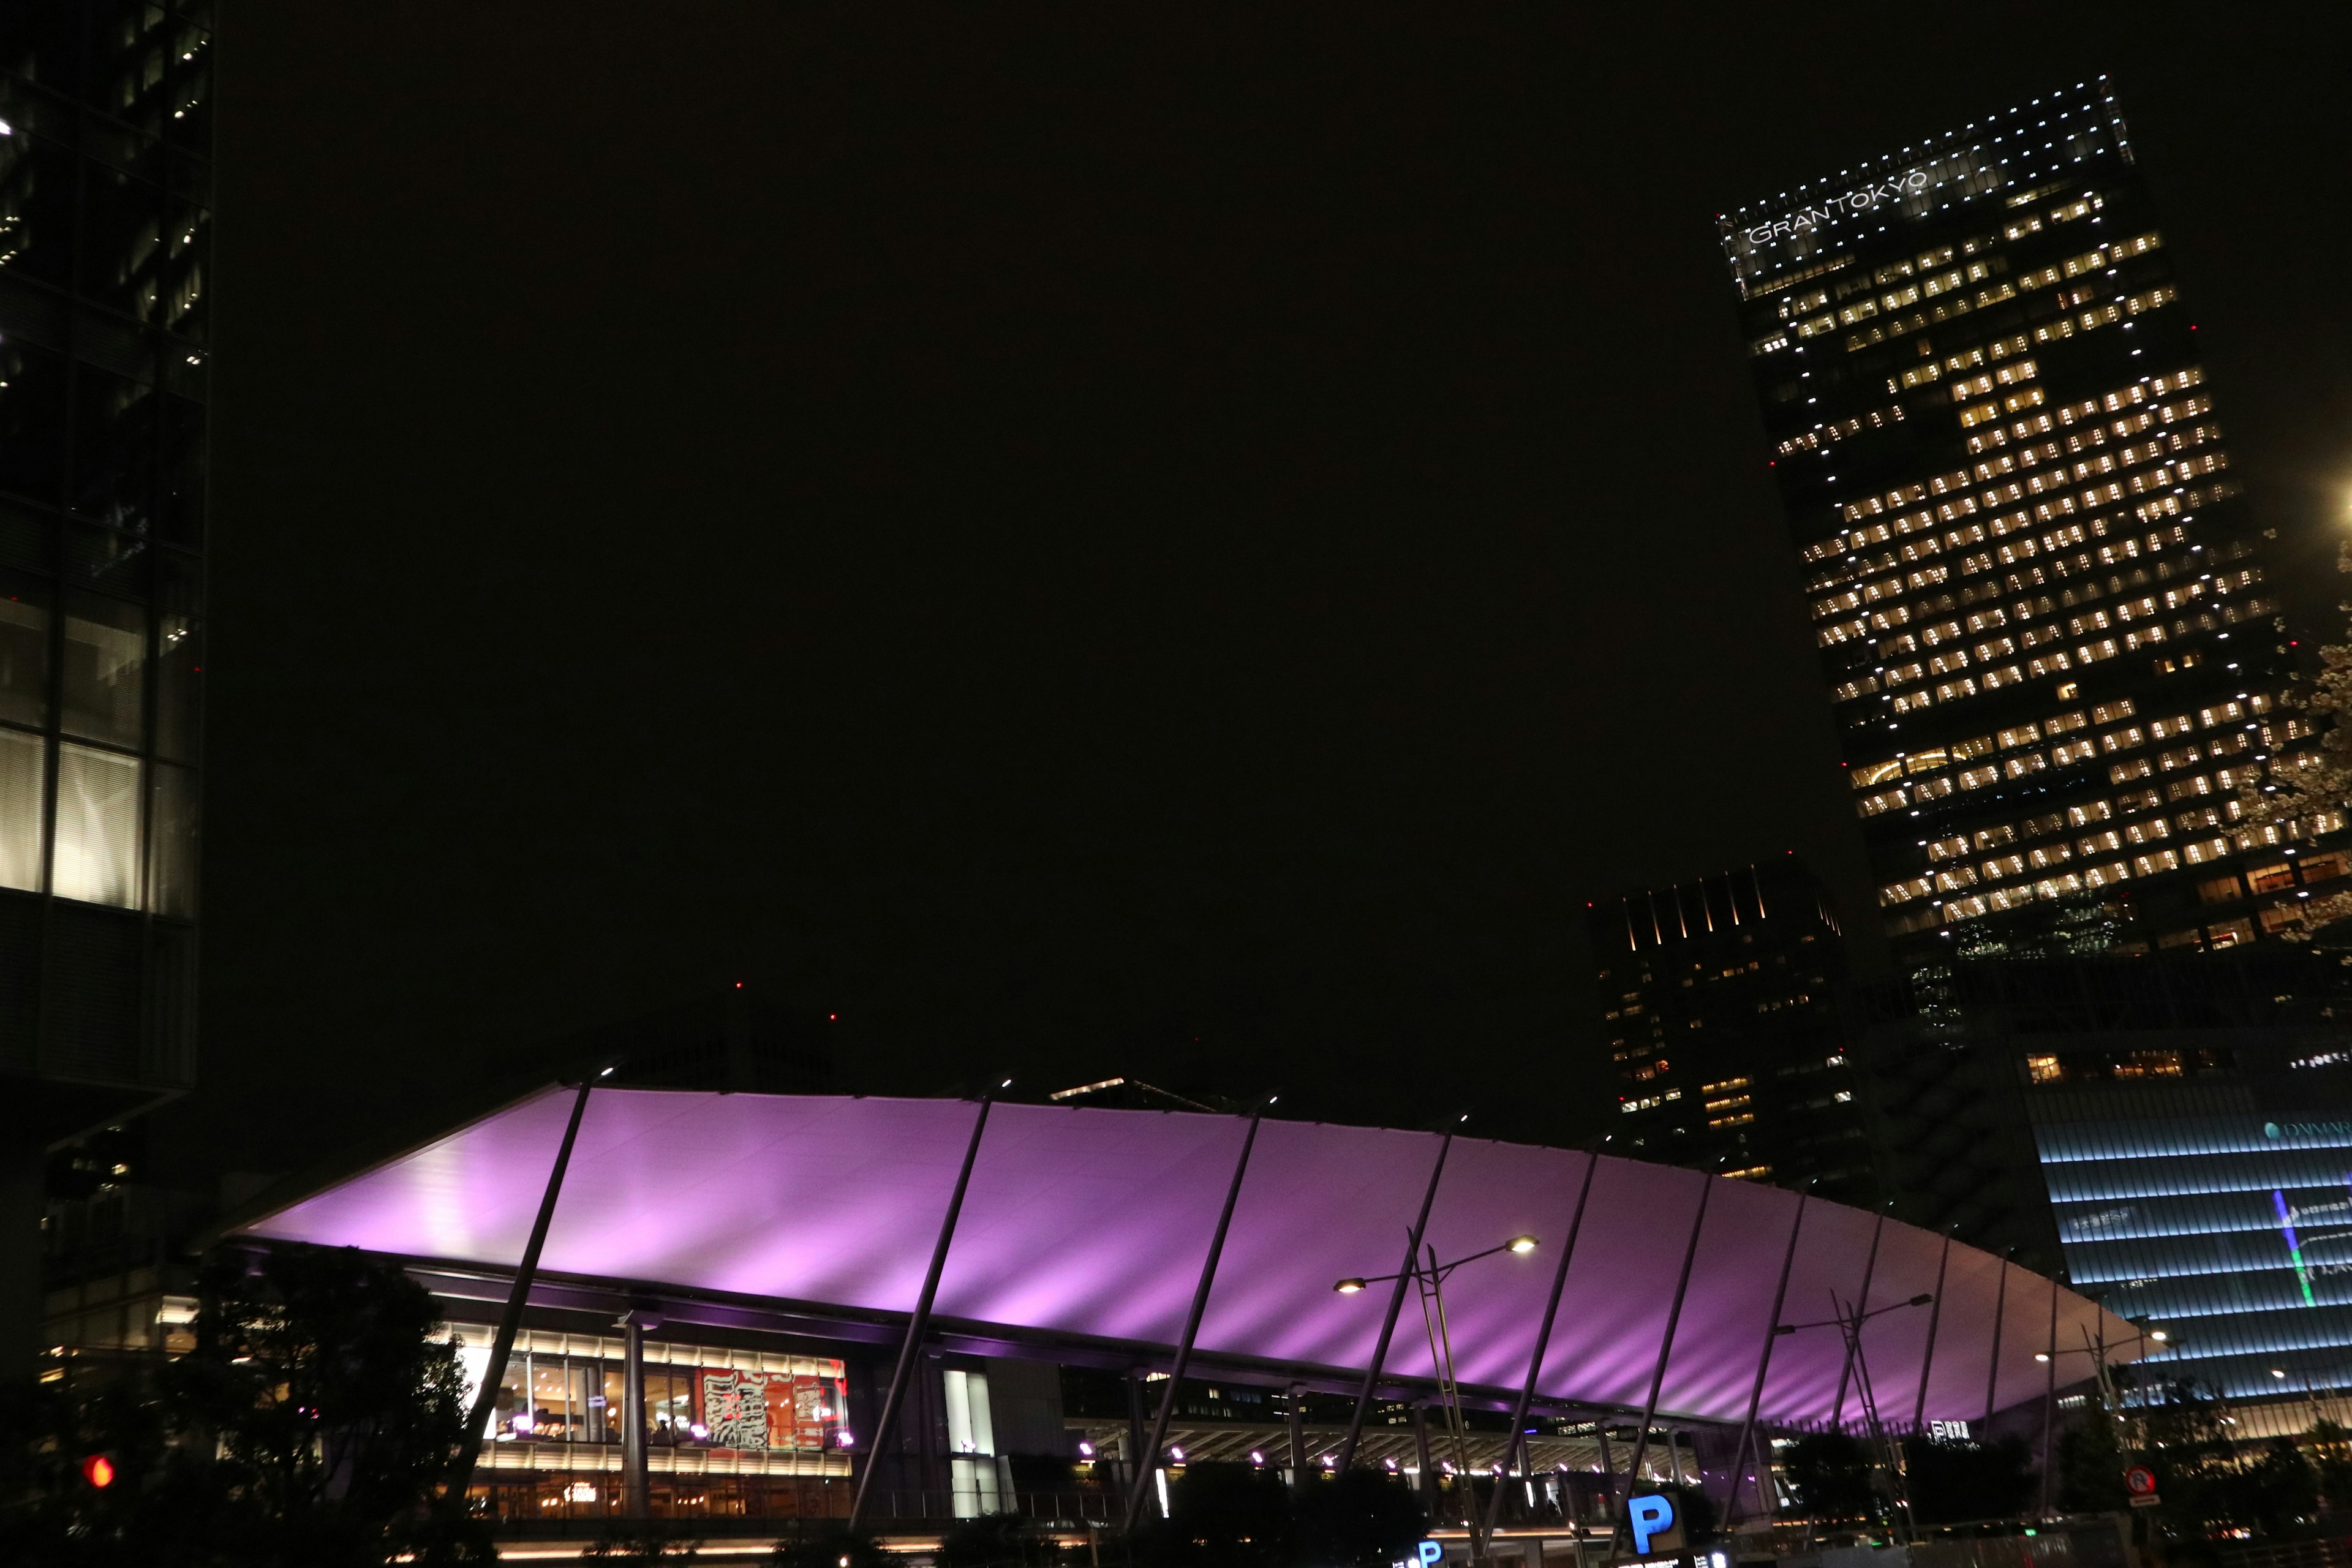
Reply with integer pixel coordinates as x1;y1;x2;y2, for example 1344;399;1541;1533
1861;950;2352;1416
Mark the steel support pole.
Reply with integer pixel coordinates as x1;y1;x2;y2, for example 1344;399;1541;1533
1122;1104;1267;1532
1414;1402;1437;1505
1594;1423;1616;1523
2038;1275;2060;1518
1338;1129;1455;1472
849;1091;998;1531
1831;1212;1885;1430
1983;1253;2011;1423
1911;1233;1952;1434
1721;1189;1809;1523
1126;1371;1148;1491
1482;1150;1602;1543
620;1315;650;1518
450;1078;595;1501
1613;1167;1716;1551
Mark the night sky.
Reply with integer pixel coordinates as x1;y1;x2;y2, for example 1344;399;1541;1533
163;6;2352;1177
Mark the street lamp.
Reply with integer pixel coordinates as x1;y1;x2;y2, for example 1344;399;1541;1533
1773;1292;1936;1540
1334;1233;1542;1561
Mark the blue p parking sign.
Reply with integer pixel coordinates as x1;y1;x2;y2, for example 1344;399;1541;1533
1629;1493;1683;1555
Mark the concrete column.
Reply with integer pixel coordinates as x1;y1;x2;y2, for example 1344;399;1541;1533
1287;1383;1307;1487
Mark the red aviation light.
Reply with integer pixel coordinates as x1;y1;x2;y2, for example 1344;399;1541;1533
81;1455;115;1488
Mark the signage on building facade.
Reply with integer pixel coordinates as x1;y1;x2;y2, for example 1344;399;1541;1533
1740;169;1932;246
1628;1493;1685;1555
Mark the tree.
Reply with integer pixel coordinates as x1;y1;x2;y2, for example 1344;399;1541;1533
2053;1408;2129;1516
1780;1433;1878;1525
1291;1469;1429;1568
2309;1419;2352;1518
938;1513;1067;1568
2237;540;2352;936
767;1528;892;1568
0;1243;491;1567
1907;1433;2037;1523
1136;1463;1295;1568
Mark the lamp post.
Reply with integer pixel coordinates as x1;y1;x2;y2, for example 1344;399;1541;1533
1335;1232;1541;1562
1775;1292;1935;1540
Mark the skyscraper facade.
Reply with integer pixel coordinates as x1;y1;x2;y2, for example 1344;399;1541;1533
1721;79;2336;962
1593;856;1876;1204
1856;948;2352;1415
0;1;211;1360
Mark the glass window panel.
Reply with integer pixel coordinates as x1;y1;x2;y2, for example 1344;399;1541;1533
62;590;145;747
70;366;159;532
0;572;49;728
156;552;199;760
148;761;195;918
0;126;78;289
157;394;205;546
0;338;69;506
0;728;45;891
54;743;141;907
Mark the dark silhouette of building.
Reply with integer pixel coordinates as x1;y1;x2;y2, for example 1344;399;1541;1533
1721;78;2338;965
1;0;213;1368
1591;855;1877;1203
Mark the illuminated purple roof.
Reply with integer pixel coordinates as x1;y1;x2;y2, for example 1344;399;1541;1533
239;1089;2133;1428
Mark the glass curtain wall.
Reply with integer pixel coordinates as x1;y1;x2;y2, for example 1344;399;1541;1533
0;1;211;929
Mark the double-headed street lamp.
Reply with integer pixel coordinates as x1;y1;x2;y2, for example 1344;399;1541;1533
1774;1292;1935;1540
1335;1233;1541;1561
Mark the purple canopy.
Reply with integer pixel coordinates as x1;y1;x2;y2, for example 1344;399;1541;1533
238;1089;2132;1429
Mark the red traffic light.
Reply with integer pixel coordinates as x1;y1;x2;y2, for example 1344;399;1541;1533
81;1454;116;1489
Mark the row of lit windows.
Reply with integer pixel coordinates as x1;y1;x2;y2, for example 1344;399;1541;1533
1804;448;2214;614
1814;520;2228;647
1812;513;2199;628
1830;231;2162;353
1836;579;2258;688
1880;809;2312;910
1834;572;2262;717
1806;370;2208;556
1858;696;2266;797
1893;342;2040;393
1880;795;2304;905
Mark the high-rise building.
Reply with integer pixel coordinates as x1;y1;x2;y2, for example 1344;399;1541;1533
0;1;212;1362
1721;78;2339;964
1592;855;1877;1204
1855;947;2352;1423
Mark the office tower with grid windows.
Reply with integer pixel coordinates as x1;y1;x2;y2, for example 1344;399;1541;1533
0;1;212;1364
1722;79;2337;962
1593;855;1879;1205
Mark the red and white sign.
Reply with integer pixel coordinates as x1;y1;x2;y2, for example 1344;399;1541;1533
2125;1466;2160;1507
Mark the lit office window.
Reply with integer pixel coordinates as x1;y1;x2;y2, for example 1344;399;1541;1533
62;592;148;750
0;728;44;892
53;743;141;908
0;576;48;728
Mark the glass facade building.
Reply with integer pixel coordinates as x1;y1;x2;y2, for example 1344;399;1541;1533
1594;856;1877;1204
1722;79;2337;963
1858;951;2352;1410
0;2;208;1133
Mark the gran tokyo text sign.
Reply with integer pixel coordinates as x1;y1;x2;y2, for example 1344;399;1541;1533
1741;169;1931;246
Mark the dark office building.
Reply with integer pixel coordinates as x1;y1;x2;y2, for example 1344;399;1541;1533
1721;78;2339;964
1593;856;1877;1203
1855;948;2352;1420
0;2;212;1362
